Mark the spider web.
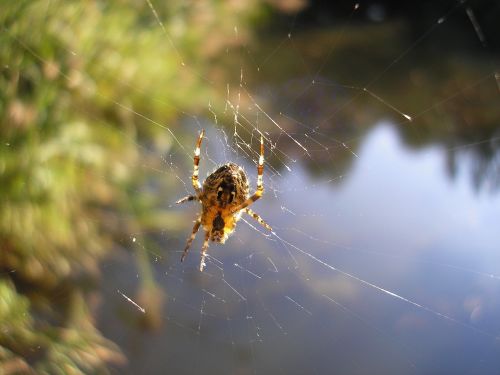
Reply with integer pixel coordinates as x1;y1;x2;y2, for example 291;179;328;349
5;1;500;374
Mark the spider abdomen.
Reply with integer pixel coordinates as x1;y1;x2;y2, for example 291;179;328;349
201;205;243;243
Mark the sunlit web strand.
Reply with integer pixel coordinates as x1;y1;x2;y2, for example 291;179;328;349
256;292;286;334
221;247;264;359
271;173;346;194
222;278;247;302
272;231;299;269
240;217;274;240
311;3;360;83
279;112;360;160
303;133;330;151
241;288;264;348
110;99;188;155
234;263;262;280
145;0;217;87
285;295;312;316
145;0;184;65
130;236;163;261
252;12;301;73
278;206;326;218
225;99;295;173
244;89;310;156
279;226;500;281
447;135;500;152
464;6;500;95
465;7;487;48
257;34;289;72
282;3;360;113
260;13;299;72
313;81;413;122
117;289;146;313
401;71;496;124
363;0;469;90
271;232;500;341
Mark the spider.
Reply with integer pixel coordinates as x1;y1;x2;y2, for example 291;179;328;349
176;129;272;271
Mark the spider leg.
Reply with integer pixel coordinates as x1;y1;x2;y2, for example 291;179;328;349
181;217;201;262
245;208;272;231
176;195;199;204
199;230;210;272
192;129;205;195
232;135;264;212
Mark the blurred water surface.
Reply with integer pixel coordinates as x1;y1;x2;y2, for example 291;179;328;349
99;115;500;374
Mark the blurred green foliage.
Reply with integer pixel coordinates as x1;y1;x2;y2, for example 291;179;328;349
0;0;268;372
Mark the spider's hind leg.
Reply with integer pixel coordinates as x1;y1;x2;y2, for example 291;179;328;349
245;208;272;231
181;217;201;262
199;230;210;272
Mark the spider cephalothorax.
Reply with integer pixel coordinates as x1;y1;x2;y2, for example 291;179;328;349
177;130;272;271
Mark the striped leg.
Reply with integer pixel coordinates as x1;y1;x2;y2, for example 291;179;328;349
232;135;264;212
181;217;201;262
245;208;272;231
192;129;205;195
199;230;210;272
176;195;198;204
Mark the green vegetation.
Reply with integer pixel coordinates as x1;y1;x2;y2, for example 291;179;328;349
0;0;268;372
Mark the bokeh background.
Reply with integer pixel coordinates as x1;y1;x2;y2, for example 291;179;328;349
1;0;499;374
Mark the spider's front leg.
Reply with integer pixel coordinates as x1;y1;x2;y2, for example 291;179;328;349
232;135;265;212
192;129;204;195
177;129;204;204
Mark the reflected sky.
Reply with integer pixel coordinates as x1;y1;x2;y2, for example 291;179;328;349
99;122;500;375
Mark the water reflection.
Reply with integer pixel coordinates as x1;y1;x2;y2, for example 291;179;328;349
98;123;500;374
241;24;500;193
